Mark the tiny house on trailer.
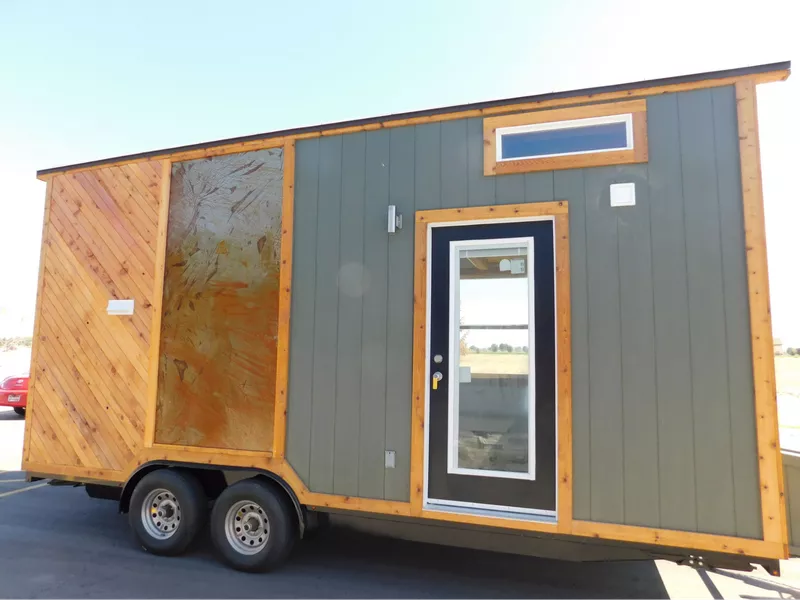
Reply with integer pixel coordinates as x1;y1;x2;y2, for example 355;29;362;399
24;61;794;573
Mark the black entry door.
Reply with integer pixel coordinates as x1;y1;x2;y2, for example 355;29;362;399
427;219;556;513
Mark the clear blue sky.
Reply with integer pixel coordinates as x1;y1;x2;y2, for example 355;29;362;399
0;0;797;341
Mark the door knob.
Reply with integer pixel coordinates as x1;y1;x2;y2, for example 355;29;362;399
432;371;443;390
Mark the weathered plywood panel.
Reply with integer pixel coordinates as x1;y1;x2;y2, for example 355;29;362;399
25;161;162;474
155;149;283;452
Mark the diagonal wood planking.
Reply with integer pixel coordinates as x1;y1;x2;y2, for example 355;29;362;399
25;160;162;472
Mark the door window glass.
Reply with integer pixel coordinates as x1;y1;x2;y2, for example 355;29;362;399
450;238;535;480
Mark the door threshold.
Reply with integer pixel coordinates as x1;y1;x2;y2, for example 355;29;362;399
424;500;557;524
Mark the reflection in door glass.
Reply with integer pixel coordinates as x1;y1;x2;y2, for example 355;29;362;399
454;242;532;477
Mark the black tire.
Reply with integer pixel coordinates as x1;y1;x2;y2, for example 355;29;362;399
13;407;25;416
210;479;296;572
129;469;208;556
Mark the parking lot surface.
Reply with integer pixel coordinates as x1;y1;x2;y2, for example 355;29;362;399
2;407;800;599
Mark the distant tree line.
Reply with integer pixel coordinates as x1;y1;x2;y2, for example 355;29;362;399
468;344;528;353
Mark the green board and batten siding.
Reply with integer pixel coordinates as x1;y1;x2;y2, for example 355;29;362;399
285;86;762;539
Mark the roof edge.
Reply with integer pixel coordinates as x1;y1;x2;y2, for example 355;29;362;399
37;60;790;177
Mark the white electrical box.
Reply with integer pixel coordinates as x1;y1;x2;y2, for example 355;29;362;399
107;299;134;316
610;182;636;207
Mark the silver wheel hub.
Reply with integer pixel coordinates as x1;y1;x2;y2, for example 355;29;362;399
141;488;181;540
225;500;269;555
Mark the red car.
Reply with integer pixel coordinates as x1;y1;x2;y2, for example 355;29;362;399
0;374;28;416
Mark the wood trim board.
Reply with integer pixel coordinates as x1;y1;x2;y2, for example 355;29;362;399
143;160;171;448
22;179;53;464
735;79;788;552
409;202;573;528
272;140;295;459
483;100;648;176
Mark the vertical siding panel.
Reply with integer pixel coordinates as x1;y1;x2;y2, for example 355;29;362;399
584;167;624;523
555;170;590;521
467;118;495;206
333;133;367;496
308;136;343;493
648;94;697;531
415;123;441;211
679;89;736;535
441;120;468;209
495;174;525;206
286;139;319;484
524;172;555;204
616;167;660;527
359;130;391;498
385;127;415;501
712;86;762;538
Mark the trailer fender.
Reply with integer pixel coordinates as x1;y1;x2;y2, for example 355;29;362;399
119;461;307;537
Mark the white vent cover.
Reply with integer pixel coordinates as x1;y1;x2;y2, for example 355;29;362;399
610;182;636;207
107;299;134;316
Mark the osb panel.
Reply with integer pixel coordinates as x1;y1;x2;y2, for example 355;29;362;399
25;161;162;471
155;149;283;451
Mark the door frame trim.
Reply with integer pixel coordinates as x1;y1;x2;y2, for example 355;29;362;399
410;201;572;533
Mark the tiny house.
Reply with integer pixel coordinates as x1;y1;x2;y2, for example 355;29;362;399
24;61;794;574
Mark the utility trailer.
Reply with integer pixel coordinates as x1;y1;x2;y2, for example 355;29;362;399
24;61;795;573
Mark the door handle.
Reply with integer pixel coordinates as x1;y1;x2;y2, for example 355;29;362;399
432;371;443;390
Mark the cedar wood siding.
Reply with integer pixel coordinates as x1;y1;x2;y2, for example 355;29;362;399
285;86;762;539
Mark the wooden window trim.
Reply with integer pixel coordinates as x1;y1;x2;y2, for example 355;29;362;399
483;100;648;176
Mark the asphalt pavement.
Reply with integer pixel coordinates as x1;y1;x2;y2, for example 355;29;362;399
2;407;800;598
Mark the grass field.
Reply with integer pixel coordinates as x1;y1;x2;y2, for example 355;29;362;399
460;353;528;375
777;355;800;398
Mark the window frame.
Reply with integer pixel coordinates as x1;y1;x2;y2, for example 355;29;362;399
483;99;648;176
447;236;537;482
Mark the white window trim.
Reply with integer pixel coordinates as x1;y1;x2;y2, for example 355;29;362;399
446;236;537;482
495;113;634;163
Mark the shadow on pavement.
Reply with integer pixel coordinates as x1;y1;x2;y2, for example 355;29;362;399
0;409;24;421
0;483;671;598
287;526;671;599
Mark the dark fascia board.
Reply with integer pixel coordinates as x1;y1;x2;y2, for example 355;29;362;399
37;60;790;176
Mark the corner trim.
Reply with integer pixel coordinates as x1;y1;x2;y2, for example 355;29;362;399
735;79;788;553
143;159;171;448
272;140;295;459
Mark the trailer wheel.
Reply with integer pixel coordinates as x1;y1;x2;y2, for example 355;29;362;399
13;407;25;416
129;469;207;556
210;479;296;572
